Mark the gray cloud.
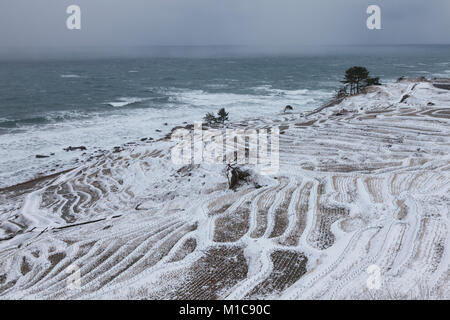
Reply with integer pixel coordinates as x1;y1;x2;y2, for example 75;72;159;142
0;0;448;53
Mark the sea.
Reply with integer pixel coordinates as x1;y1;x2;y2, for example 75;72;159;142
1;45;449;187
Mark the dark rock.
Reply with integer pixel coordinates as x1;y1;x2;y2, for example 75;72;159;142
427;102;435;106
35;154;50;159
284;105;293;113
229;169;239;190
227;165;251;190
433;83;450;90
400;94;410;103
64;146;87;152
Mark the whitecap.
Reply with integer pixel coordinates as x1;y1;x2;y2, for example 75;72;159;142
106;97;146;107
205;84;229;89
60;74;81;78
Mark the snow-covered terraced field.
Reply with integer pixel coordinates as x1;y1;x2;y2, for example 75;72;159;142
0;79;449;299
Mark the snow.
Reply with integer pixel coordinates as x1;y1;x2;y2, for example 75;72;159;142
0;79;449;299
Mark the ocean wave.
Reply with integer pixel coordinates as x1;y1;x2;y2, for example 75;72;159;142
432;73;450;78
205;84;229;89
106;97;147;107
393;64;416;68
0;116;48;128
60;74;81;78
0;111;94;130
164;86;332;119
251;85;331;98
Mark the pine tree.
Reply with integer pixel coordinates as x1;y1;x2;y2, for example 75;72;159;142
341;66;370;95
203;112;217;125
366;77;381;86
217;108;229;124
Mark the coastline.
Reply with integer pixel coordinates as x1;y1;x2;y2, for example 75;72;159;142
0;78;449;299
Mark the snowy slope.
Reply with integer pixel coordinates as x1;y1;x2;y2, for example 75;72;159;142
0;79;449;299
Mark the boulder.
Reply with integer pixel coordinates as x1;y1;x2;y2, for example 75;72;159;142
64;146;87;152
284;105;293;113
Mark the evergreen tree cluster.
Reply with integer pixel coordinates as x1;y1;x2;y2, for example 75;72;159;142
203;108;229;125
339;66;380;96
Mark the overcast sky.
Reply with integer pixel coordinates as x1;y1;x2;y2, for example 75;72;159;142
0;0;449;51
